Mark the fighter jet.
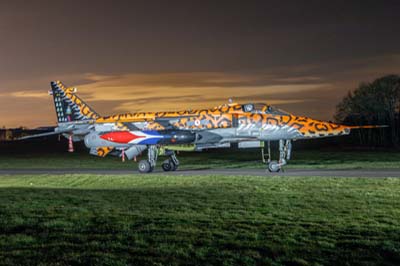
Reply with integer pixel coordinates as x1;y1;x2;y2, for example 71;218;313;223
21;81;381;173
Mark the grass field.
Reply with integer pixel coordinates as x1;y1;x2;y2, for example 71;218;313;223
0;174;399;265
0;149;399;170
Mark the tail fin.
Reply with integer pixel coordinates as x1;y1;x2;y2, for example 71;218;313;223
50;81;100;123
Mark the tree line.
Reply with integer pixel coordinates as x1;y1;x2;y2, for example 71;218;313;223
335;75;400;148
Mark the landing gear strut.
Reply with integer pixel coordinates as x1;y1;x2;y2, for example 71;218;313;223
138;145;158;173
263;140;292;173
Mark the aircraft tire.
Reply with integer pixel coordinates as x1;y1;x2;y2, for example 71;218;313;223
171;161;178;171
268;161;281;173
138;160;152;173
162;160;172;172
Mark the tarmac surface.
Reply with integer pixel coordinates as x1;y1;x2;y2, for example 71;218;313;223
0;168;399;177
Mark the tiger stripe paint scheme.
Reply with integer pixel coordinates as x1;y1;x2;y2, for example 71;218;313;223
51;81;100;122
51;80;353;141
96;147;114;157
96;103;351;139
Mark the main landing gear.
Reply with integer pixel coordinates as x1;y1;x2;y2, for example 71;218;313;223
138;145;179;173
161;152;179;172
138;145;157;173
262;140;292;173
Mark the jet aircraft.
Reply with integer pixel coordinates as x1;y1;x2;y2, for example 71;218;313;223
21;81;381;173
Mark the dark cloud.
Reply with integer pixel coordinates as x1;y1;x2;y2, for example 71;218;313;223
0;1;399;127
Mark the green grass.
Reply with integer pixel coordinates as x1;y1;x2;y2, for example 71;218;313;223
0;149;399;170
0;174;400;265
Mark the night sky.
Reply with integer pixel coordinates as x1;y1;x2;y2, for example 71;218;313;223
1;0;399;127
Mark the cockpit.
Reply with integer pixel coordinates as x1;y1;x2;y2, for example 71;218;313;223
241;103;289;115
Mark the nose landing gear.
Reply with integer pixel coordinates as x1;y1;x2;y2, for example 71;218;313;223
263;140;292;173
267;160;281;172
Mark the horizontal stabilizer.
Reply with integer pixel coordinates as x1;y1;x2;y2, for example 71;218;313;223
18;128;74;140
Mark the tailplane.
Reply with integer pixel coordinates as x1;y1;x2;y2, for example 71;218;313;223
50;81;100;123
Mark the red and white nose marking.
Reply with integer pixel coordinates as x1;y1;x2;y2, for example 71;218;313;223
100;131;145;143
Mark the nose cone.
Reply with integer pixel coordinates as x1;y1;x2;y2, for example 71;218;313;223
294;117;351;138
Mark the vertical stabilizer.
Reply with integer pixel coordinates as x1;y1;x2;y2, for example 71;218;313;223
50;81;100;123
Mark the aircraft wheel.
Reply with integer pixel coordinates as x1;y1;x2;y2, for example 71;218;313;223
161;160;173;172
171;161;178;171
268;161;281;173
138;160;152;173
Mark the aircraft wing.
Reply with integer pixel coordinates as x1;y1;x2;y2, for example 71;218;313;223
17;128;74;140
18;131;59;140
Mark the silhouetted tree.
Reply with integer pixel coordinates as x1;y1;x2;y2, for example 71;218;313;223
335;75;400;147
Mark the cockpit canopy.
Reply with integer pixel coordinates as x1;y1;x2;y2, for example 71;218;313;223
241;103;289;115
